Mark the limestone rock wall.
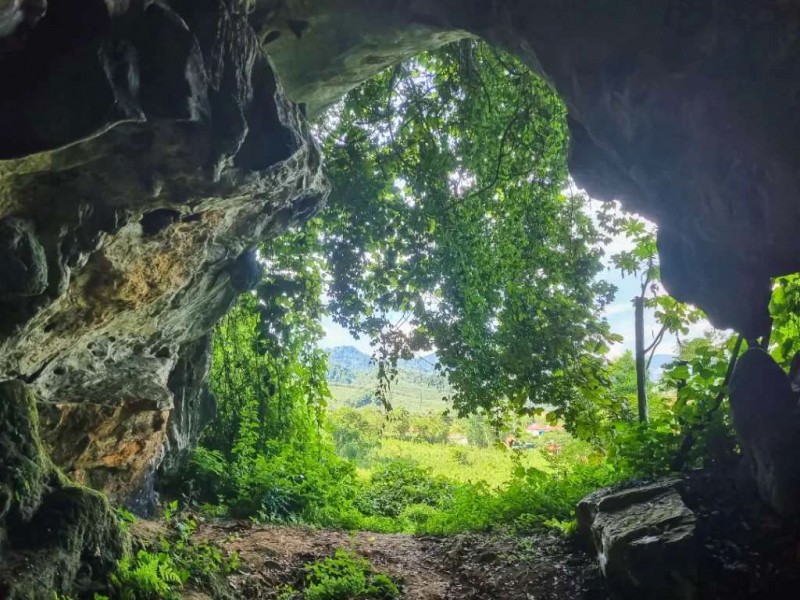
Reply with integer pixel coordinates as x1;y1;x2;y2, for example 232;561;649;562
0;380;127;598
0;0;327;507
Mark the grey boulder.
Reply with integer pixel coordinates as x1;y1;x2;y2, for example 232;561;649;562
577;479;697;600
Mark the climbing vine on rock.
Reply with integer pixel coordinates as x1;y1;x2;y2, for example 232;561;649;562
202;225;330;460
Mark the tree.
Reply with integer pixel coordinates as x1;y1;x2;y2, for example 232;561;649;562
605;351;639;421
411;413;450;444
314;40;616;428
327;407;382;461
599;208;702;422
202;225;330;460
465;413;493;448
386;408;412;438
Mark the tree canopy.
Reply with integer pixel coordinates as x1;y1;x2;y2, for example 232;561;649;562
314;40;616;424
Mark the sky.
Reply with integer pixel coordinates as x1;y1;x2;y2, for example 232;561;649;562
318;200;717;359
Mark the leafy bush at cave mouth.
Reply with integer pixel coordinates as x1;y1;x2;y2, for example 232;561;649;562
108;508;239;600
354;460;455;518
179;444;360;525
279;550;401;600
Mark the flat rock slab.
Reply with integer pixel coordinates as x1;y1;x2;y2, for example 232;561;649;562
577;479;697;600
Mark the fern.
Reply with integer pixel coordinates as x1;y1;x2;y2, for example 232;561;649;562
110;510;237;600
111;549;187;600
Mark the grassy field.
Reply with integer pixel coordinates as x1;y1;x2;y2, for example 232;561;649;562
328;374;449;414
363;439;552;489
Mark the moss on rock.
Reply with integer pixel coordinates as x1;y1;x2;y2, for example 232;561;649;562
0;380;55;523
0;380;127;598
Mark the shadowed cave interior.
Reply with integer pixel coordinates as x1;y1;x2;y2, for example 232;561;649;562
1;0;800;598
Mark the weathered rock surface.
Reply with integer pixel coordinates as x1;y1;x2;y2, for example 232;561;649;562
577;479;698;600
730;348;800;516
0;0;326;511
0;380;127;598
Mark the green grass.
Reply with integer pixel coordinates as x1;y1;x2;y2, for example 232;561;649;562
364;439;551;488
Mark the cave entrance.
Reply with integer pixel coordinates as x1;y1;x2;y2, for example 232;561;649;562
156;38;800;600
3;1;800;595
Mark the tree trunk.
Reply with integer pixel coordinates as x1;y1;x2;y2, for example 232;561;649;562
634;296;648;422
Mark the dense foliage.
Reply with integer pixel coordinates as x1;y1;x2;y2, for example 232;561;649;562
202;226;329;459
769;272;800;367
280;550;400;600
315;40;616;423
160;41;800;579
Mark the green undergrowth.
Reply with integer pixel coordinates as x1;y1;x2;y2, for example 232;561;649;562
177;441;627;537
104;505;238;600
278;550;401;600
369;436;555;486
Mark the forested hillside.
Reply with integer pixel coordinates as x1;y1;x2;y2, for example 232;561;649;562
327;345;447;412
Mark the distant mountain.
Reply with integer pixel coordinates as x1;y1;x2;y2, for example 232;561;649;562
325;345;441;388
325;345;448;413
327;345;373;372
326;346;372;385
399;353;438;373
326;346;438;375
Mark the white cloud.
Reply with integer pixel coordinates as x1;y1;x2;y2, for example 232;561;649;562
603;303;632;318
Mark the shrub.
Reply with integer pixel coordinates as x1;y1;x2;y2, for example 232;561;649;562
231;446;359;523
282;550;400;600
110;512;237;600
606;417;680;478
409;414;449;444
182;443;362;525
327;407;383;462
355;460;454;518
415;462;625;536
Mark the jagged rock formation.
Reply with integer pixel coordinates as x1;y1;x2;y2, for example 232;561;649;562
0;380;126;598
1;0;800;593
730;349;800;517
0;0;326;511
577;479;698;600
0;1;326;593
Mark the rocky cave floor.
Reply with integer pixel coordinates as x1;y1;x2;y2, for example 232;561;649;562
129;466;800;600
137;519;609;600
679;466;800;599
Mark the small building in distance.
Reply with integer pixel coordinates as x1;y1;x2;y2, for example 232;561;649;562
525;422;564;437
448;432;469;446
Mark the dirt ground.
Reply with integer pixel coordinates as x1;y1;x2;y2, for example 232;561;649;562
131;464;800;600
139;519;609;600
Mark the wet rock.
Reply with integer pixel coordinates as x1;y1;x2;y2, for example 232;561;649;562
0;0;327;507
0;217;47;299
0;380;126;598
160;335;217;480
729;349;800;516
577;479;698;600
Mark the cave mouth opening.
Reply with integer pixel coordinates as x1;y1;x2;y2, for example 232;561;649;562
3;1;800;595
149;37;797;599
156;35;800;599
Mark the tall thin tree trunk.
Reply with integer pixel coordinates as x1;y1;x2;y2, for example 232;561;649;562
634;295;648;422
